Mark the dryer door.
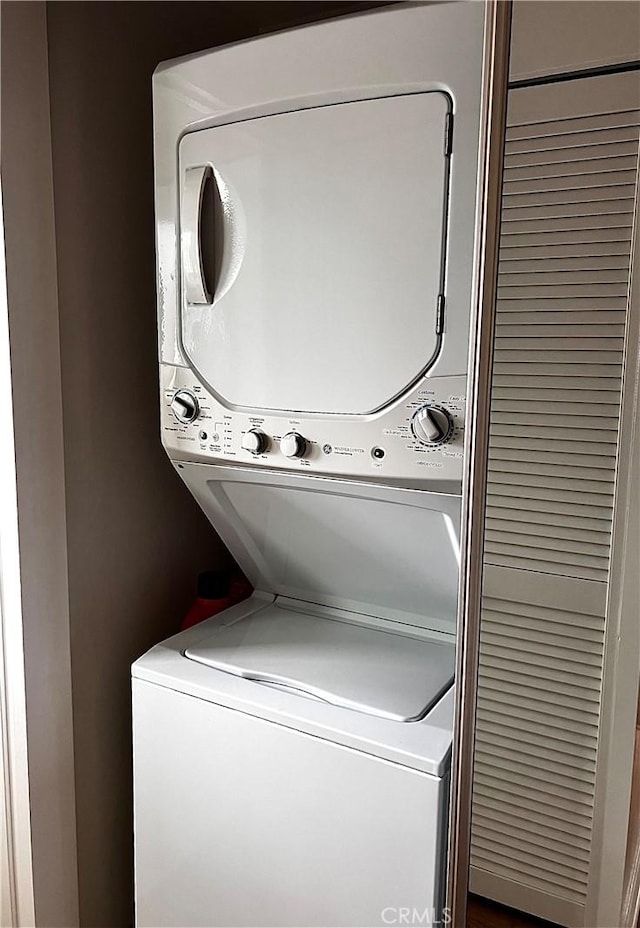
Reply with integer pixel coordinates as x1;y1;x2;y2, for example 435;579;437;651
179;93;450;415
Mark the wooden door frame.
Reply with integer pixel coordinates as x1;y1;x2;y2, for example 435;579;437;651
449;2;512;925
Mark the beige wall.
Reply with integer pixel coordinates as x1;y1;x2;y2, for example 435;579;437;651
43;2;380;925
1;3;78;925
510;0;640;82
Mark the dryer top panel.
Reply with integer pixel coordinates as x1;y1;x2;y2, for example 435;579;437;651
185;602;455;723
178;92;450;415
154;1;487;382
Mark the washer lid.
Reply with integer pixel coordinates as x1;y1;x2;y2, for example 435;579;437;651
178;465;462;636
185;603;455;722
178;92;450;415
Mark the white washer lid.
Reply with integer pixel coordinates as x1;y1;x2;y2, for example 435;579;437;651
185;604;454;723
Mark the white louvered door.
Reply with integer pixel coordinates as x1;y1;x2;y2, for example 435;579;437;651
470;71;640;927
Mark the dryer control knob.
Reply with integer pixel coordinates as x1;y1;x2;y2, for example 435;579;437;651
411;405;453;445
280;432;307;458
171;390;200;424
242;429;269;455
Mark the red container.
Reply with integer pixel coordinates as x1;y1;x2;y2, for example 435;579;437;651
180;570;252;632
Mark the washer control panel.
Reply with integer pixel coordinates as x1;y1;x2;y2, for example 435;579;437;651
161;365;466;485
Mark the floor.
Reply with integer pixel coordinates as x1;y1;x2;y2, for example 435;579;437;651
467;895;558;928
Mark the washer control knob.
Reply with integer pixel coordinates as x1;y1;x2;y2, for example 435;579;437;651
171;389;199;424
242;429;269;455
411;405;453;445
280;432;307;458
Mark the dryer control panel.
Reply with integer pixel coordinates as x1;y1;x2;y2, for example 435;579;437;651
161;365;466;486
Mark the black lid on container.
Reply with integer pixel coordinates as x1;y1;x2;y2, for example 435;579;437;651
197;570;230;599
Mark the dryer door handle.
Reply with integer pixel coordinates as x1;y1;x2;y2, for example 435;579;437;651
181;165;214;305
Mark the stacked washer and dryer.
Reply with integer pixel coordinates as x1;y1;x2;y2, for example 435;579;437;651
133;4;488;926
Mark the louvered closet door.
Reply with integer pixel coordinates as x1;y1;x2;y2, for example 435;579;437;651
470;71;640;928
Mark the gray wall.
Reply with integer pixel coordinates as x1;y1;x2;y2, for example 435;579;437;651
1;3;78;924
510;0;640;81
44;3;380;925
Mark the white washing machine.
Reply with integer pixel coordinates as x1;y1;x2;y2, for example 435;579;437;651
134;3;488;926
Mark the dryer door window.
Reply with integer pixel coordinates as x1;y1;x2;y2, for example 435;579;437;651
179;93;450;415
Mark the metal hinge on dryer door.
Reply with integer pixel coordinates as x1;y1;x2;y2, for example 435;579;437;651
444;112;453;156
436;294;446;335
